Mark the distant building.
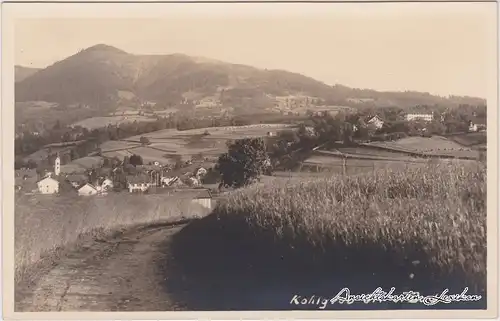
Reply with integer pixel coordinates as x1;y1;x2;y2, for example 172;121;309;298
406;113;433;122
101;178;114;191
78;183;99;196
160;176;181;187
37;176;60;194
66;174;87;189
188;177;201;187
127;175;152;193
365;115;385;129
191;189;213;209
194;167;208;178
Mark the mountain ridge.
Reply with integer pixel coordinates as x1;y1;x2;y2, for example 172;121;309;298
15;66;41;83
15;44;486;110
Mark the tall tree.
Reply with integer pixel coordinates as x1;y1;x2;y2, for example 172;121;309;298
216;138;271;188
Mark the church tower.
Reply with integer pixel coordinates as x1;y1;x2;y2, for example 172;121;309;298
54;154;61;176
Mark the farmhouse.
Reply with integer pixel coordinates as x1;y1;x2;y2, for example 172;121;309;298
100;178;114;191
192;189;213;209
127;175;152;193
194;167;208;178
365;115;384;129
169;188;214;209
78;183;99;196
468;121;478;132
405;113;433;122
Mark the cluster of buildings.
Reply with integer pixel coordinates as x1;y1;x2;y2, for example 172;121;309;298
355;113;485;133
17;155;212;202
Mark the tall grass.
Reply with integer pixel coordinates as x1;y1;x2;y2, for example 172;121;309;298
15;193;210;285
208;160;486;292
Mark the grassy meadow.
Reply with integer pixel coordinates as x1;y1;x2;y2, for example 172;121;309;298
15;193;212;286
169;160;487;309
100;123;294;163
365;136;479;159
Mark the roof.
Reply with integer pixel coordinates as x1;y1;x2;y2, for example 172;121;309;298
193;189;212;199
66;174;87;182
78;183;98;191
366;115;383;122
137;164;163;171
127;174;151;184
37;176;59;184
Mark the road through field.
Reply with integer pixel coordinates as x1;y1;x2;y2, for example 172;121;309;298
15;224;189;311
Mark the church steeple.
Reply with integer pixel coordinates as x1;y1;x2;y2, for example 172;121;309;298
54;153;61;176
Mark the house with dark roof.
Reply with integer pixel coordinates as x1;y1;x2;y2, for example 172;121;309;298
191;189;213;209
165;188;213;209
78;183;99;196
66;173;88;189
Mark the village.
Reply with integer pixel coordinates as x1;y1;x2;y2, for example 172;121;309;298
15;153;215;209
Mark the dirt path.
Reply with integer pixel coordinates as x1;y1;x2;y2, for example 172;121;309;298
15;224;188;312
15;221;486;312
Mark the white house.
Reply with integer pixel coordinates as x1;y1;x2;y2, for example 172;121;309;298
160;176;184;187
78;183;98;196
37;176;60;194
127;175;152;193
194;167;208;178
406;113;433;122
188;177;201;187
366;115;384;129
101;178;114;191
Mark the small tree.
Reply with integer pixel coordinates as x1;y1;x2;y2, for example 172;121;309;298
216;137;271;188
140;136;150;146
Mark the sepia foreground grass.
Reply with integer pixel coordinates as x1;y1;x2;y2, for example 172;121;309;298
170;160;487;308
15;193;210;286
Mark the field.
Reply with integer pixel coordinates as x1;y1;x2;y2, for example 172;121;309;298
448;132;487;148
71;115;157;130
365;136;479;159
170;161;487;309
301;140;479;175
100;124;294;163
15;193;212;286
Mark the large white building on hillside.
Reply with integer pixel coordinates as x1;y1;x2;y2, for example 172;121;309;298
406;113;433;122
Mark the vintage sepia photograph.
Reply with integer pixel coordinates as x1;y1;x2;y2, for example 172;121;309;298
2;1;498;318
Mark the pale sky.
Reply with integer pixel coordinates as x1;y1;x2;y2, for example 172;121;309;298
14;2;496;98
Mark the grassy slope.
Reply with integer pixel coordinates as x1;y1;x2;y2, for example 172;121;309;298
169;161;486;309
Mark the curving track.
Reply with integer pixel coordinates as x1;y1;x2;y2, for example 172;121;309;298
15;224;188;312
